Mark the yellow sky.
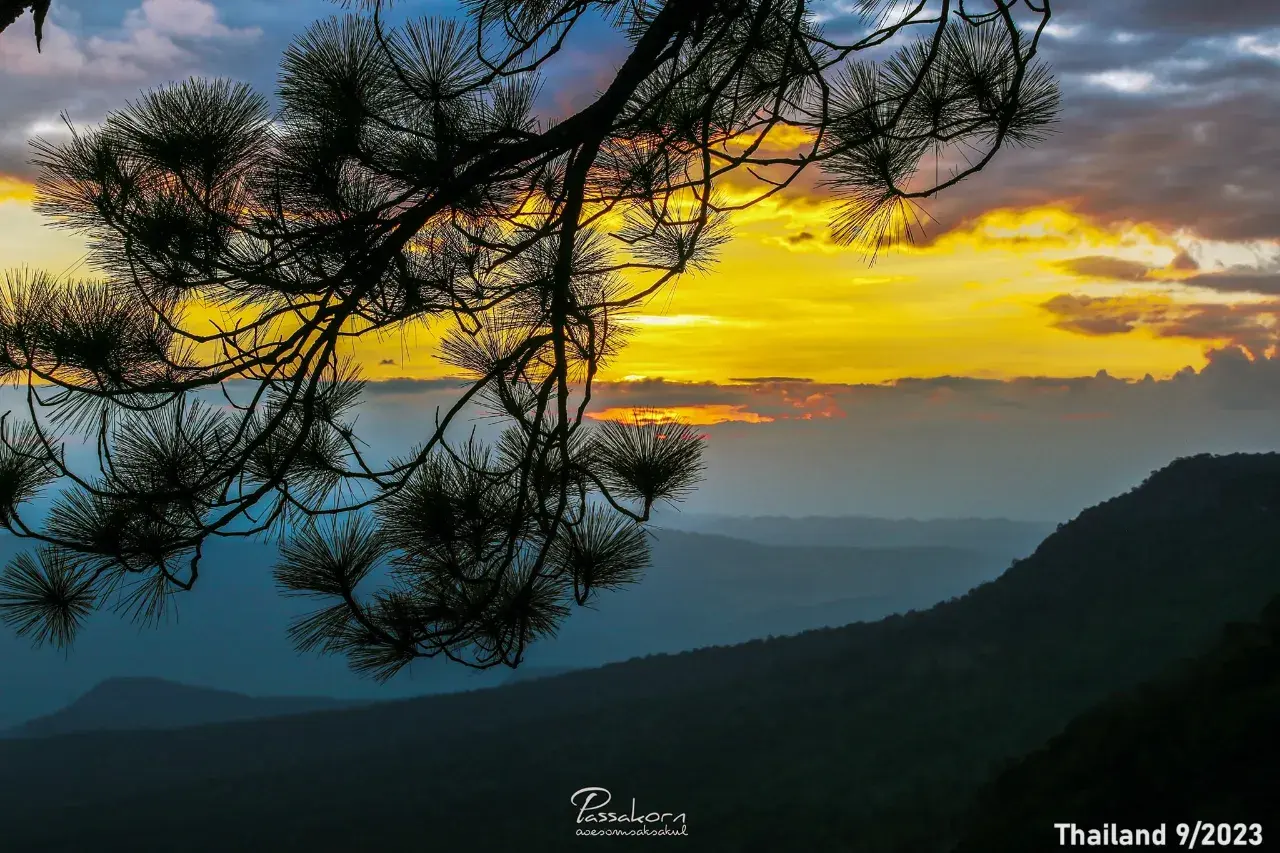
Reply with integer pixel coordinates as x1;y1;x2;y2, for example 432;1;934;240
0;178;1248;385
601;203;1213;384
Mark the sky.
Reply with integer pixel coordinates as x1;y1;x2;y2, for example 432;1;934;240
1;0;1279;519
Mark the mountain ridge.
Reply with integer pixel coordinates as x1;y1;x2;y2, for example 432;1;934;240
0;527;1005;729
5;676;366;739
652;513;1052;553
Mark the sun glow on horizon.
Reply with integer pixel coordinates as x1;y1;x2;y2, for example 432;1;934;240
587;405;773;426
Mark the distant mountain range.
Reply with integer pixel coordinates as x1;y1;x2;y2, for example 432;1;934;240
1;533;1000;734
551;530;1003;661
0;672;587;741
2;677;366;740
2;453;1278;852
653;512;1053;556
1;521;1014;730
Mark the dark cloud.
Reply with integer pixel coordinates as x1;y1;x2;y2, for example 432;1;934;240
891;375;1021;393
1054;255;1155;282
16;351;1280;522
819;0;1279;40
777;3;1280;246
926;89;1280;243
914;1;1280;244
349;360;1280;427
7;2;1278;248
353;349;1280;445
586;377;728;408
1042;291;1280;357
1182;271;1280;296
727;376;814;384
361;377;471;395
1042;294;1155;336
1065;0;1280;34
1054;254;1280;296
1153;303;1279;357
207;353;1280;521
1194;344;1280;409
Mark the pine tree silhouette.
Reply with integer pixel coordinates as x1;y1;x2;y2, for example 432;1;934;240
0;0;1058;678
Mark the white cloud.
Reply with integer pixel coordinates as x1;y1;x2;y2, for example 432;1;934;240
1043;22;1083;40
128;0;247;39
1236;33;1280;61
1173;235;1280;274
0;0;261;81
1084;69;1158;94
1081;68;1194;97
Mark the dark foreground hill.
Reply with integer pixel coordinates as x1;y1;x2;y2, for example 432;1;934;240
955;594;1280;852
2;453;1280;852
4;677;364;739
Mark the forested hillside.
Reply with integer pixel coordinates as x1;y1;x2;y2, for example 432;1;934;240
955;595;1280;852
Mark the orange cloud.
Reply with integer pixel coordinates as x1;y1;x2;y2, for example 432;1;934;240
583;377;849;425
587;405;774;425
724;123;816;156
0;175;36;204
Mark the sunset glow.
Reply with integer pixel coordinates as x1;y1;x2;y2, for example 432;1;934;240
1;0;1278;405
587;405;775;426
8;184;1265;393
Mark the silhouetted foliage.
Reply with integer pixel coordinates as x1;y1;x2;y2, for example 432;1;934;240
0;0;1058;675
0;0;49;51
1;454;1277;852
